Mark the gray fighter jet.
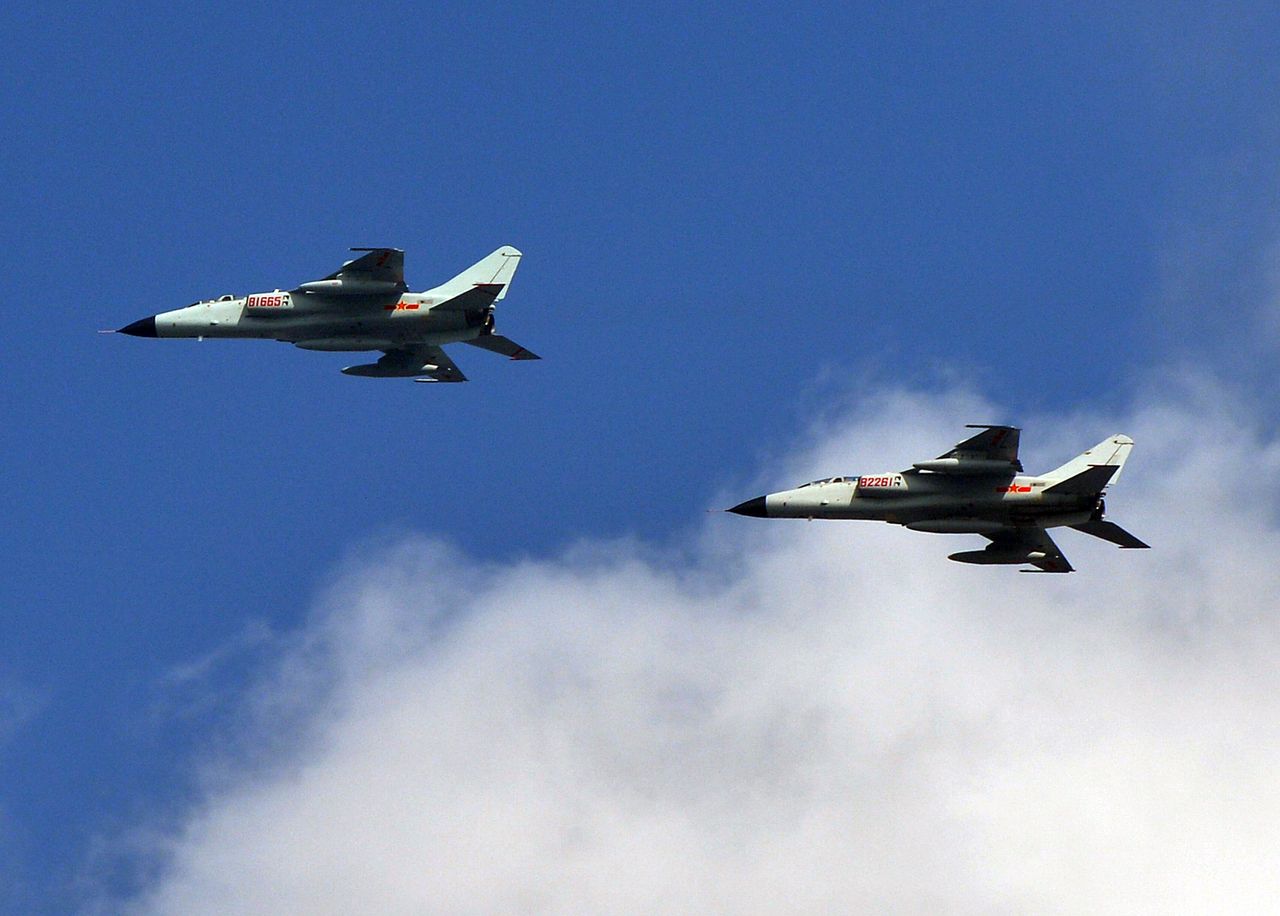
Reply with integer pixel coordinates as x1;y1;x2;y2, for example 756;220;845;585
113;247;537;382
728;426;1149;572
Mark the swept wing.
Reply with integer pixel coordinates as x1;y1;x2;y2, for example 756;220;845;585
341;344;467;382
292;247;407;304
319;247;405;286
984;527;1074;573
943;425;1021;466
908;425;1022;475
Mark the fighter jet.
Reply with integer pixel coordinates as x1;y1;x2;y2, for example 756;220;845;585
112;247;538;382
727;426;1149;572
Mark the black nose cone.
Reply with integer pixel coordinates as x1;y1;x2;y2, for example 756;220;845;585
727;496;768;517
118;316;157;337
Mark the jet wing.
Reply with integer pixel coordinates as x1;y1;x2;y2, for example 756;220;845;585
320;247;404;286
940;425;1021;467
291;248;407;304
905;425;1022;475
410;346;467;383
435;283;507;313
340;344;468;382
985;527;1074;573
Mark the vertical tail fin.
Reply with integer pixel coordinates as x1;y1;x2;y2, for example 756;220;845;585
1043;434;1135;487
427;246;522;301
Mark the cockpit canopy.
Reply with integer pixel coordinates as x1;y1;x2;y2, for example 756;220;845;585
796;476;854;488
183;294;240;307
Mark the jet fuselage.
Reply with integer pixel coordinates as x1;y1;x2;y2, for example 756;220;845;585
124;288;486;352
728;429;1146;572
115;246;537;381
733;471;1099;535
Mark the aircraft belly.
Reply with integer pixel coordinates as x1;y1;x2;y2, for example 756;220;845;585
838;496;939;522
225;311;476;346
877;495;1043;527
843;494;1010;523
814;506;888;520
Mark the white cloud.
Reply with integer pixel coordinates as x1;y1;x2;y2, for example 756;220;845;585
0;677;44;748
120;379;1280;915
0;676;47;907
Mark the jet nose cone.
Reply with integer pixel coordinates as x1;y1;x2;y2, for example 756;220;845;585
118;316;157;337
727;496;769;517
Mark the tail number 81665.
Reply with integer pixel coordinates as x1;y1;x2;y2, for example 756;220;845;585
246;293;291;309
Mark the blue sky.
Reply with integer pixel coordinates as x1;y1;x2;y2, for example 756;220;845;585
4;3;1280;910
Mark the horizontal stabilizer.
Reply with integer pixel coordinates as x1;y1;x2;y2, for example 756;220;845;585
464;334;540;360
1070;520;1150;549
436;283;506;313
1043;464;1118;495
